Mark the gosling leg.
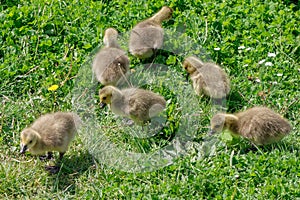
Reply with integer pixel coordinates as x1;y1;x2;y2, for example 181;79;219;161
44;152;65;174
39;152;53;161
58;152;65;162
47;152;53;160
244;142;263;154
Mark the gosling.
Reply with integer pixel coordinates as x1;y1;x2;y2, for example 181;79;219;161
209;107;292;145
92;28;129;86
99;85;166;125
129;6;173;59
183;56;230;99
20;112;81;173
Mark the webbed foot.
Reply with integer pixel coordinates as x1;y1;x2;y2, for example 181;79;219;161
44;165;60;174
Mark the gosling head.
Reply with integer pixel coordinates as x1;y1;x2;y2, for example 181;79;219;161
182;58;197;80
209;113;227;135
103;28;119;48
183;56;205;79
209;113;239;135
20;128;39;154
151;6;173;23
99;86;115;108
182;59;197;74
159;6;173;20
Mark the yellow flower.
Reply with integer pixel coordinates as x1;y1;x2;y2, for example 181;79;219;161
48;84;59;91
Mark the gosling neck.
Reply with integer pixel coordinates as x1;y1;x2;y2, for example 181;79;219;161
31;128;42;141
111;87;124;103
110;88;126;115
29;128;44;151
104;37;120;49
150;8;171;24
224;114;239;134
187;56;204;69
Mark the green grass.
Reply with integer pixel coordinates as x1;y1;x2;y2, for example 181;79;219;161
1;0;299;198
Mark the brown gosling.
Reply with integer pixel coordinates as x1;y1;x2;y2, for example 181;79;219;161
92;28;129;86
183;56;230;99
20;112;81;173
209;107;292;145
129;6;173;59
99;85;166;125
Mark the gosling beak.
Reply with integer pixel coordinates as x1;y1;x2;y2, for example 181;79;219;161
208;129;216;135
100;102;107;109
20;144;27;154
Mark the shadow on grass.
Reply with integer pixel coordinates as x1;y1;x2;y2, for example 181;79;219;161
50;149;95;194
282;0;299;11
226;90;247;113
235;141;300;155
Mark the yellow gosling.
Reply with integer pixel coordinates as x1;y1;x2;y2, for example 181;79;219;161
92;28;129;86
20;112;81;173
210;107;292;145
183;56;230;99
129;6;173;59
99;85;166;125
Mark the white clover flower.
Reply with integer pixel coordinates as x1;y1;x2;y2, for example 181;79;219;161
214;47;221;51
258;59;266;64
268;52;276;57
272;81;278;85
243;64;249;67
265;62;273;66
246;47;252;51
277;73;283;77
238;46;246;50
255;78;261;83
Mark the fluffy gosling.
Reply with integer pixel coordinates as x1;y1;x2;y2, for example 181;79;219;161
99;86;166;125
183;56;230;99
129;6;173;59
92;28;129;86
210;107;292;145
20;112;81;173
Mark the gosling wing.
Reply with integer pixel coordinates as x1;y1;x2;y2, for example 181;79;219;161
198;64;230;98
31;113;77;148
93;48;129;84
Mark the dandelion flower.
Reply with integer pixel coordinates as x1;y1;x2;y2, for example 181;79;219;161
268;52;276;57
48;84;59;91
265;62;273;66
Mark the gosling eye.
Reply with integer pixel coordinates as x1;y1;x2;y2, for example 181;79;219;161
102;96;107;100
29;140;33;144
214;124;221;128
